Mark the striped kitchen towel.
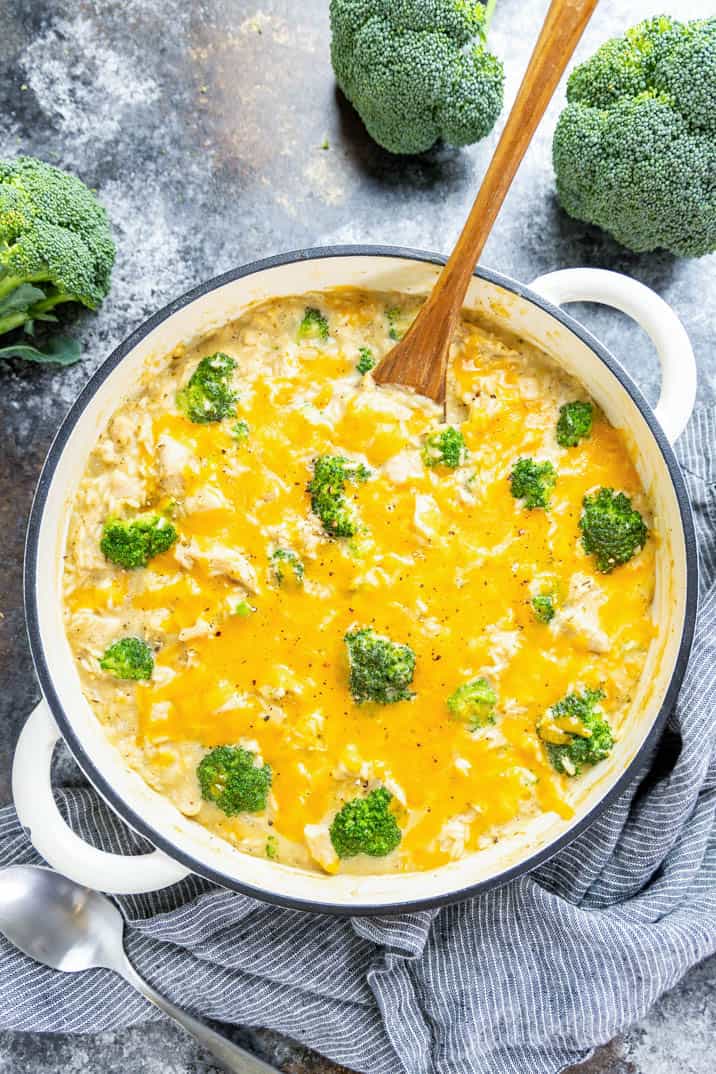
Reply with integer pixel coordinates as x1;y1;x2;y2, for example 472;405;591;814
0;408;714;1074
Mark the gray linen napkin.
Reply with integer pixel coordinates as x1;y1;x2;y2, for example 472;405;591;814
1;409;715;1074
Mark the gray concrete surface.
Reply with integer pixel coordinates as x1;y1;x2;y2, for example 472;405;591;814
0;0;714;1070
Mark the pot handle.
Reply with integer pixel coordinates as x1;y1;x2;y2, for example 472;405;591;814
528;268;696;444
12;700;191;893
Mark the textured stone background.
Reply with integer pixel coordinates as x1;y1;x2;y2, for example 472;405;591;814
0;0;714;1070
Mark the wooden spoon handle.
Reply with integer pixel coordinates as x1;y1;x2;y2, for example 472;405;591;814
374;0;599;403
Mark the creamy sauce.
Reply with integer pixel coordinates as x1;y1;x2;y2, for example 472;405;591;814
63;289;656;874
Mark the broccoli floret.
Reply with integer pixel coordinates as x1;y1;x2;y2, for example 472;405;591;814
265;835;279;860
510;458;557;510
580;487;648;573
100;637;154;681
345;626;416;704
0;155;115;339
422;426;467;469
385;305;403;341
329;786;402;858
231;419;250;443
556;400;593;447
197;745;272;815
232;600;256;617
100;514;178;569
297;306;329;343
537;688;613;776
447;677;496;729
308;454;370;538
357;346;375;374
531;594;556;624
330;0;504;155
553;16;716;256
176;352;237;424
270;547;304;585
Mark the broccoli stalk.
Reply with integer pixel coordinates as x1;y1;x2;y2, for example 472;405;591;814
297;306;329;343
0;156;114;353
177;352;237;424
308;454;370;538
537;688;613;776
580;487;648;573
330;0;504;155
447;677;496;729
100;514;178;569
329;787;402;858
553;16;716;256
197;745;272;815
100;637;154;681
345;626;416;704
556;401;593;447
422;426;467;469
510;458;557;510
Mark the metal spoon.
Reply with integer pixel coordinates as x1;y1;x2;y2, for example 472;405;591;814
0;864;280;1073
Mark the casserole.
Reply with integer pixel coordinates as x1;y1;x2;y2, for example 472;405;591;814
13;247;698;913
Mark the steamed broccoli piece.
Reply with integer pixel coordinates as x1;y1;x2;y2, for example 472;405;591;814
537;688;613;776
177;352;237;424
556;401;593;447
271;547;304;585
330;0;504;155
580;487;648;573
0;156;115;341
100;637;154;681
357;346;375;374
100;514;178;569
329;786;402;858
385;306;403;341
297;306;329;343
510;458;557;510
197;745;272;815
308;454;370;538
345;626;416;704
553;16;716;256
447;677;496;729
422;426;467;469
231;419;250;443
531;594;556;624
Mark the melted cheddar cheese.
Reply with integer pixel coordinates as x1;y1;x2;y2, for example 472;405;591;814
63;289;656;875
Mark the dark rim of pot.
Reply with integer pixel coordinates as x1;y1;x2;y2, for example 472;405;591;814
24;245;699;915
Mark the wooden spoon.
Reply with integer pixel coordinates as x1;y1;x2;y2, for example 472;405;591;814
373;0;599;404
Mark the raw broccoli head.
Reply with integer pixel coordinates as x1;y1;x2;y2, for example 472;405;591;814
356;346;375;374
330;0;504;155
345;626;416;704
270;547;304;586
422;425;467;469
177;352;237;424
329;786;402;858
531;594;556;624
580;487;648;573
556;400;593;447
537;688;613;777
100;514;178;569
197;745;272;815
100;637;154;681
447;676;496;729
297;306;329;343
308;454;370;538
510;458;557;510
0;156;115;339
553;16;716;256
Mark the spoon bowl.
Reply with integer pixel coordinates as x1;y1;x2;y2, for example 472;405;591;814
0;864;279;1073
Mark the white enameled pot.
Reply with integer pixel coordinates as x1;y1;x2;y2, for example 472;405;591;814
14;248;699;913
